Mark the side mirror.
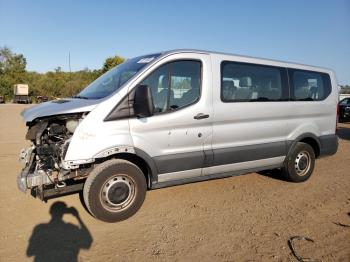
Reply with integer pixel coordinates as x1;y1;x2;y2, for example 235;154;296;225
133;85;154;118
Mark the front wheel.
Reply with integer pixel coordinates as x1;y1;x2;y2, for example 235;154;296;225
82;159;147;222
282;142;315;182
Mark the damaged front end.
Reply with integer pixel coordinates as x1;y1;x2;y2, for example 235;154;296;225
17;113;90;200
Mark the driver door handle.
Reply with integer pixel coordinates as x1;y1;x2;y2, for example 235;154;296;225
194;113;209;120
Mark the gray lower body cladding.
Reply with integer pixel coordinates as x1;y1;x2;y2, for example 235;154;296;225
151;134;338;187
319;134;338;156
153;141;287;174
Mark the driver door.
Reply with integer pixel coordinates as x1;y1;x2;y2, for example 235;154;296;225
129;53;213;183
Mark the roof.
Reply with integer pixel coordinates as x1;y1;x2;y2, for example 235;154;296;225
160;49;333;73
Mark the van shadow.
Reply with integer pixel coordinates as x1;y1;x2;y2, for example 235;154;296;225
337;125;350;141
258;168;289;182
27;201;93;262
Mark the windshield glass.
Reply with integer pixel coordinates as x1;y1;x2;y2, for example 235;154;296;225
77;54;160;99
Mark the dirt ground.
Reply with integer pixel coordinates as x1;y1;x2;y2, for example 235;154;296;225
0;104;349;262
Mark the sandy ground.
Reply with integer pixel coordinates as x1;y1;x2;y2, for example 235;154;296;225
0;104;349;262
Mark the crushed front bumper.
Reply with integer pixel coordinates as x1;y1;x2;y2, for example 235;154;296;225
17;146;35;193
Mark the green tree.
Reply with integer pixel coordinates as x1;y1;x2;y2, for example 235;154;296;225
0;46;27;101
0;46;127;101
0;46;26;74
102;55;125;73
0;77;12;99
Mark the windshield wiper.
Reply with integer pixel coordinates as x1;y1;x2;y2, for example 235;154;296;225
72;95;89;100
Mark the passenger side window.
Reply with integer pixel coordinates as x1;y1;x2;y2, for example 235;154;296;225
289;69;331;101
221;62;285;102
140;60;201;113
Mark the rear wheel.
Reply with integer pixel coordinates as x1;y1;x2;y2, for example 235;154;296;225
82;159;147;222
282;142;315;182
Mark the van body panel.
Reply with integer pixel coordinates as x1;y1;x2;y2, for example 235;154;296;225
64;92;135;161
65;117;133;161
284;100;337;139
210;54;288;171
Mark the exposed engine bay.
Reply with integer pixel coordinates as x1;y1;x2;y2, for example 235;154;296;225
17;113;90;200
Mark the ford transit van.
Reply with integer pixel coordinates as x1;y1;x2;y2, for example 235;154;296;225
17;50;338;222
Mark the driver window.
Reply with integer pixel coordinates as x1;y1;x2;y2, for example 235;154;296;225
141;64;169;113
169;61;201;110
139;60;201;113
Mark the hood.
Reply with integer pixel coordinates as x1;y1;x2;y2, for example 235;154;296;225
21;98;102;122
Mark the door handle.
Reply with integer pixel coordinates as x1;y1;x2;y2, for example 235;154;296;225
194;113;209;120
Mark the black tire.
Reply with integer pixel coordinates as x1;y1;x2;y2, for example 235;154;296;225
282;142;315;182
79;190;90;214
82;159;147;223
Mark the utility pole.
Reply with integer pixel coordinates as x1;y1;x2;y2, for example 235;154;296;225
69;51;71;73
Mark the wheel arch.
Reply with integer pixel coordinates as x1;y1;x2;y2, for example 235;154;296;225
287;133;321;158
94;148;158;189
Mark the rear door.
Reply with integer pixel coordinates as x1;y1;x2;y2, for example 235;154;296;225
129;53;213;182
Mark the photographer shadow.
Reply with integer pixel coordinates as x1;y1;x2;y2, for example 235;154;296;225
27;201;93;262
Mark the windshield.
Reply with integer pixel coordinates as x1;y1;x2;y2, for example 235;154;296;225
77;54;160;99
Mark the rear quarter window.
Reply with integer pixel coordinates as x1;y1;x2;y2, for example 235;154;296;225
288;69;332;101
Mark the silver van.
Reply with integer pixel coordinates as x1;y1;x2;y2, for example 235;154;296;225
18;50;338;222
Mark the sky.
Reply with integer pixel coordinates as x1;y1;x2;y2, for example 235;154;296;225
1;0;349;84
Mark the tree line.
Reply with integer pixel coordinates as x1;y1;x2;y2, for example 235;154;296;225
1;46;350;101
0;46;125;102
